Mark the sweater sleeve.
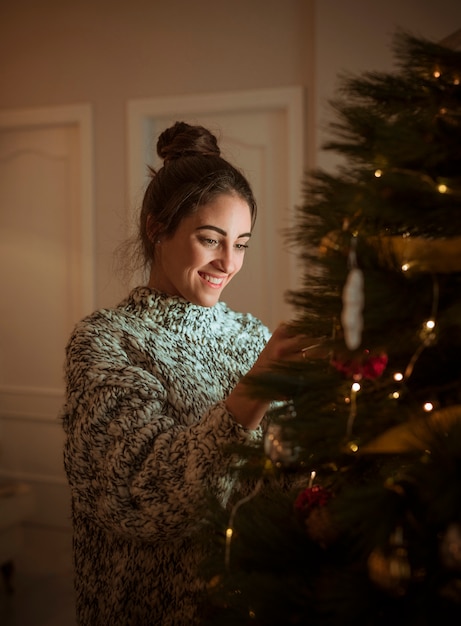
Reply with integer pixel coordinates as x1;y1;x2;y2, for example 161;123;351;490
62;317;264;544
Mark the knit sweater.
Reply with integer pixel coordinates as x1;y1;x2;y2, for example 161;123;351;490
62;286;271;626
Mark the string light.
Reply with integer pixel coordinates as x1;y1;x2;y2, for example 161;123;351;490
346;382;361;438
423;402;434;412
402;263;410;272
225;478;263;569
437;183;448;194
433;69;441;78
403;277;439;381
390;391;400;399
374;169;383;178
394;372;404;382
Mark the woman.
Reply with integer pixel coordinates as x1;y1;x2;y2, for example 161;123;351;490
62;121;309;625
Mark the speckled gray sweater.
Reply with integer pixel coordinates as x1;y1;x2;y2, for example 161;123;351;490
62;286;270;626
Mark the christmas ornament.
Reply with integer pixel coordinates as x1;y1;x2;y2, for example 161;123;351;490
362;405;461;454
377;235;461;273
341;238;364;351
320;229;461;274
264;422;299;466
367;527;412;596
331;349;388;380
440;523;461;571
294;484;331;516
295;484;337;547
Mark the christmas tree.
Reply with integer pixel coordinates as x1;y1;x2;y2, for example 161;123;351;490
202;30;461;626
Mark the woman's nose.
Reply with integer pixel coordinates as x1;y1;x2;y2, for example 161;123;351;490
213;247;237;274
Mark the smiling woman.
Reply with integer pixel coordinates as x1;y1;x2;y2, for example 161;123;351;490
61;121;316;626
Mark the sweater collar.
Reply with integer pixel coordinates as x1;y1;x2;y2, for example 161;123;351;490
124;286;223;333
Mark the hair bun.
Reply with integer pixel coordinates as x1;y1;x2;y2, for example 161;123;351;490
157;121;221;164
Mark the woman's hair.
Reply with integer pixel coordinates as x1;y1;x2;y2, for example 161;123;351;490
137;121;257;270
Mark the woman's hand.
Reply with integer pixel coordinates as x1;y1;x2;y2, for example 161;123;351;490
225;323;327;430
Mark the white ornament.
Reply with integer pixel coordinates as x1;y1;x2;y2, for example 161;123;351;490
341;267;364;350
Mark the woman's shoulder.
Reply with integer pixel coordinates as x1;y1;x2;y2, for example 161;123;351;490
216;302;271;338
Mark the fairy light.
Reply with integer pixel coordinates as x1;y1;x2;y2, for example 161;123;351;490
433;69;441;78
391;391;400;399
438;183;448;194
308;470;316;487
403;276;439;382
374;169;383;178
225;478;263;569
346;382;361;438
423;402;434;412
394;372;404;382
402;263;410;272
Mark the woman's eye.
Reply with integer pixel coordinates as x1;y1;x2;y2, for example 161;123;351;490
235;243;249;251
199;237;219;247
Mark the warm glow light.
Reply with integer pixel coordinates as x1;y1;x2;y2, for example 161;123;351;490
423;402;434;412
226;527;233;539
391;391;400;399
426;319;435;330
351;382;361;392
433;70;441;78
374;169;383;178
349;442;359;453
438;184;448;194
402;263;410;272
454;78;460;85
394;372;403;381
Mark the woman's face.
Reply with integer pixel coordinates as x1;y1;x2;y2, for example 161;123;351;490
149;192;253;307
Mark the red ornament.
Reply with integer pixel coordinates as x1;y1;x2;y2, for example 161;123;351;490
331;349;388;380
294;485;332;517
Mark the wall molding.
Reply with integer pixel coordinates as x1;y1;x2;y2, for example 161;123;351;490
0;468;67;486
0;386;64;421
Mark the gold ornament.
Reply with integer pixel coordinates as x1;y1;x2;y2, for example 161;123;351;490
376;235;461;273
440;523;461;571
361;405;461;454
319;229;461;274
368;527;412;596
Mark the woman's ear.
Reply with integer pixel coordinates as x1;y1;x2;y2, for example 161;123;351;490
146;214;163;244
